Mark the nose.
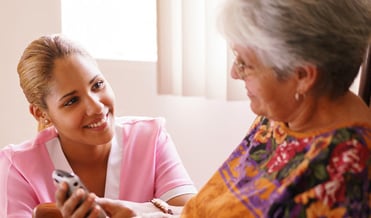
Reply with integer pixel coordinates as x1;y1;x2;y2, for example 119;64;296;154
230;65;240;80
85;94;104;116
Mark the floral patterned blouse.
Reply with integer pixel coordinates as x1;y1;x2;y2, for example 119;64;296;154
182;116;371;218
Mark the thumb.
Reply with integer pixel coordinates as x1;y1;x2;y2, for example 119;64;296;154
97;198;117;213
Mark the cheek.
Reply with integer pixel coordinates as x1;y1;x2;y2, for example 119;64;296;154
48;108;84;130
54;114;82;129
247;77;273;100
257;80;295;113
248;77;284;109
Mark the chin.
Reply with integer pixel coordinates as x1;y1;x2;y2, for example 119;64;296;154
95;132;114;145
250;102;261;115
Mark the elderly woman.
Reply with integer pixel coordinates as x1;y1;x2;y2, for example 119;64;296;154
56;0;371;217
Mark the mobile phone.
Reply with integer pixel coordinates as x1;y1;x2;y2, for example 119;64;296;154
52;169;107;218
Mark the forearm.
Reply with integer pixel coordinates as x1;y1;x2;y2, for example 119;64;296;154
137;211;180;218
98;199;184;218
138;213;180;218
124;200;184;216
166;193;195;206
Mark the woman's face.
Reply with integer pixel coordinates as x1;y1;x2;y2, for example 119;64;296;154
231;45;299;121
44;54;116;147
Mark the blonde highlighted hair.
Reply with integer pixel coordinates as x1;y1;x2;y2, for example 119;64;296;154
17;34;93;130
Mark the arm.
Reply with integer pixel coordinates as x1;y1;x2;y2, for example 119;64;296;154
153;119;197;205
116;117;196;203
98;198;184;218
166;193;194;206
0;151;39;217
56;183;184;218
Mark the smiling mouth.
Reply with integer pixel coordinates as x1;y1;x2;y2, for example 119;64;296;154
85;117;107;128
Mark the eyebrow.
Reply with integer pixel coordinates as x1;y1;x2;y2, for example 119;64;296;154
58;75;99;102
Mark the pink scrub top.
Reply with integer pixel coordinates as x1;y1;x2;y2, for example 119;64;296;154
0;116;197;217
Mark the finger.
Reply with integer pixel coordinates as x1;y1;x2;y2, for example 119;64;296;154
86;204;103;218
96;198;117;214
60;188;87;217
55;182;69;208
88;194;108;218
72;192;98;218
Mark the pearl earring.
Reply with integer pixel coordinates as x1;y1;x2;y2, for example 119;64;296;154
43;119;50;125
294;92;305;101
294;93;300;101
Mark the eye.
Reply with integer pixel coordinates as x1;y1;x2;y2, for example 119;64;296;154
237;58;255;70
93;80;105;90
244;63;255;71
233;50;255;71
63;97;79;107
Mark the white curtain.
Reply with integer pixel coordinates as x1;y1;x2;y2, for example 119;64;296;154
157;0;246;100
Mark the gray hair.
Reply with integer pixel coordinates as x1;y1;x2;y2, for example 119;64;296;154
218;0;371;98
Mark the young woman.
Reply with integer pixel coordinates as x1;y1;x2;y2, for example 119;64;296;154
0;34;196;217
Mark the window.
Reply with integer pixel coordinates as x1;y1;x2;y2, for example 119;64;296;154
61;0;157;62
157;0;246;100
62;0;246;100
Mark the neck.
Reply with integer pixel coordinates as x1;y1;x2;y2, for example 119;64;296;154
287;91;371;132
59;140;111;167
58;139;111;196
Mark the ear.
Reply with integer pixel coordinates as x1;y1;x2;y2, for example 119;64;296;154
294;65;318;94
29;104;53;131
29;104;48;122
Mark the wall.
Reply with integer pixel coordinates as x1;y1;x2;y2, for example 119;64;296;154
0;0;254;189
3;1;362;190
0;0;62;144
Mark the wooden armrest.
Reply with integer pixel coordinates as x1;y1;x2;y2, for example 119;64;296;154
32;202;62;218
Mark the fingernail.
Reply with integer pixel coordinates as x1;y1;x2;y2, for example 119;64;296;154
76;188;85;196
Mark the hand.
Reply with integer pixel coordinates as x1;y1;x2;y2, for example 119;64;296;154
55;182;103;218
97;199;179;218
97;198;137;218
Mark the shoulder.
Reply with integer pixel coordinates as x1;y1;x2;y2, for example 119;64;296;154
0;128;57;191
330;125;371;147
115;115;165;124
113;116;169;146
327;125;371;159
113;116;173;158
114;116;166;130
0;127;58;163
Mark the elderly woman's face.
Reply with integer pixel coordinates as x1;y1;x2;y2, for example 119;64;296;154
43;54;116;147
231;46;298;121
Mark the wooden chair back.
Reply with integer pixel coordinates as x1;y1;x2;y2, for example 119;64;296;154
358;44;371;106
